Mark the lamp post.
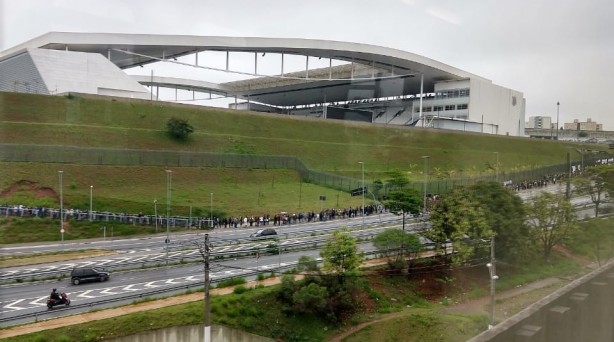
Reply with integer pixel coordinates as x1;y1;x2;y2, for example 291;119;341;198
165;170;172;264
494;152;499;183
487;235;498;329
58;171;64;242
421;156;430;215
556;101;561;140
359;161;365;228
89;185;93;221
153;199;158;233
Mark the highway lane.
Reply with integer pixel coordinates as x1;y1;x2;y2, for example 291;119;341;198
0;185;602;327
0;218;413;281
0;213;400;257
0;242;381;327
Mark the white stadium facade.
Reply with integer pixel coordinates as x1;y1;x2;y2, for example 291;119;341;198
0;32;525;136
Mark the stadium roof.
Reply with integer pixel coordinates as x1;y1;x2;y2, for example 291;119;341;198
1;32;489;106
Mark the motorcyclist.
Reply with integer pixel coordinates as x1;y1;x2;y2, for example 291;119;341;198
50;288;62;303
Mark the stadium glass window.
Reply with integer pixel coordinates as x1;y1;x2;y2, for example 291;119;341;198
457;104;468;110
433;106;443;112
445;105;455;111
424;107;432;112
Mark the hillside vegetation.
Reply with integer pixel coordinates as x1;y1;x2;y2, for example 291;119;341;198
0;92;601;218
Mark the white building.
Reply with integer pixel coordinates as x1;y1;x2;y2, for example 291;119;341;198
0;32;526;136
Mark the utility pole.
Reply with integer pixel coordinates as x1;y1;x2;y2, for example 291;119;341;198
154;199;158;233
487;236;498;329
566;151;571;199
204;233;211;342
166;170;172;265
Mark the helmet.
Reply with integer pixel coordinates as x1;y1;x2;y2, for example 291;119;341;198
52;288;57;291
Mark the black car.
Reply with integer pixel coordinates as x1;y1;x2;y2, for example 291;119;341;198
250;228;277;238
70;267;110;285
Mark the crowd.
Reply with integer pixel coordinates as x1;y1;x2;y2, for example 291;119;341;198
0;203;383;230
502;173;567;192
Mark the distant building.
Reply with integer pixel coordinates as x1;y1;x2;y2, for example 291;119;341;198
563;118;603;131
526;116;552;129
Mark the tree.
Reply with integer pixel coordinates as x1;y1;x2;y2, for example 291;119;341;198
469;181;535;264
296;255;319;272
572;164;613;217
568;218;614;267
166;117;194;140
320;227;363;275
423;186;492;266
292;283;328;314
525;192;578;261
373;229;422;271
384;170;422;231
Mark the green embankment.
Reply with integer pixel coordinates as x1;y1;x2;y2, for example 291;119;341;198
0;92;603;225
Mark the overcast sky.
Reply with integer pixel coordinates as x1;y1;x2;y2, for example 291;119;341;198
1;0;613;129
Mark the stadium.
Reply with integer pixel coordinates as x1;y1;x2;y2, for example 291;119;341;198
0;32;525;136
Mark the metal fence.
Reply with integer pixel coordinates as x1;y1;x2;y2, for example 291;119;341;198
1;143;612;196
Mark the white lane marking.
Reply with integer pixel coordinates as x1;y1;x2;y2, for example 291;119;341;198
77;290;97;299
3;299;28;310
28;296;49;307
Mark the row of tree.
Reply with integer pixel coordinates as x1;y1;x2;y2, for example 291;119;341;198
274;163;613;323
382;164;614;266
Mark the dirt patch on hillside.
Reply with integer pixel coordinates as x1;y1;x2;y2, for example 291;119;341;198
0;180;59;202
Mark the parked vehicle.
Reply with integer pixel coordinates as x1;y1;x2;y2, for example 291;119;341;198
250;228;277;239
47;292;71;309
70;267;110;285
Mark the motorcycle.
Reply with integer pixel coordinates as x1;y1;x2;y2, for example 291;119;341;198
47;292;71;309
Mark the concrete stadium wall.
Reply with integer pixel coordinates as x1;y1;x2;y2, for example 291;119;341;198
468;260;614;342
469;78;525;137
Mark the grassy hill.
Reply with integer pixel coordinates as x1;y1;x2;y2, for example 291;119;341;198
0;92;603;217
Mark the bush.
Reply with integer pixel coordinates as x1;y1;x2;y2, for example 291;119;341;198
217;277;246;288
233;285;249;294
166;117;194;140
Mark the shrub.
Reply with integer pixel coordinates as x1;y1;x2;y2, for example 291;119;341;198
217;277;246;288
166;117;194;140
233;285;249;294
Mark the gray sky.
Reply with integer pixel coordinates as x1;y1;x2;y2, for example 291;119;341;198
2;0;613;129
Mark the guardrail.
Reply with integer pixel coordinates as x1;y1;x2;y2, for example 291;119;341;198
0;249;390;327
0;216;410;283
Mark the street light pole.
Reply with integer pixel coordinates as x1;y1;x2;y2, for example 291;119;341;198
487;235;498;329
153;199;158;233
556;101;561;140
421;156;430;215
89;185;93;221
494;152;499;183
58;171;64;242
166;170;172;264
359;161;365;228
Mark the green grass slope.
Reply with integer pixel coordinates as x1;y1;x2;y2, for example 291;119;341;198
0;92;595;177
0;92;602;220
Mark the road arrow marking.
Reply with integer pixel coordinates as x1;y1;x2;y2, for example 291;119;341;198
77;290;97;299
100;288;121;296
3;299;28;311
122;284;140;292
144;281;161;288
28;296;50;307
